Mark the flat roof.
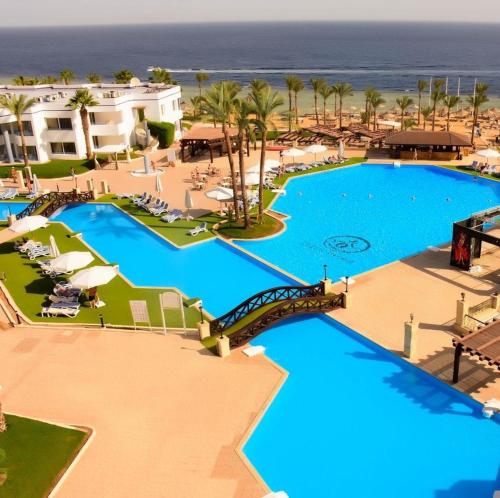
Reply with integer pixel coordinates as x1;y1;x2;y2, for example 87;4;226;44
181;127;238;141
385;131;471;147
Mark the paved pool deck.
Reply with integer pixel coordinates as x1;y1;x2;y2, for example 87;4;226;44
331;240;500;403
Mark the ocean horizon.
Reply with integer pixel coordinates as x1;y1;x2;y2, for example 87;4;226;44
1;21;499;97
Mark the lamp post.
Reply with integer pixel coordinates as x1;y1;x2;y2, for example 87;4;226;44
323;264;328;281
344;275;350;293
199;302;204;324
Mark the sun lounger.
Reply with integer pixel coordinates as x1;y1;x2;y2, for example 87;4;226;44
15;239;41;252
41;305;80;318
53;284;81;298
188;222;208;236
147;199;164;213
2;188;18;200
135;194;152;207
161;209;183;223
151;202;169;216
116;193;134;199
132;192;147;203
27;246;51;259
48;294;79;304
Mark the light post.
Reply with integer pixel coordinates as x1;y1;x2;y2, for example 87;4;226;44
199;302;204;324
323;264;328;281
344;275;350;293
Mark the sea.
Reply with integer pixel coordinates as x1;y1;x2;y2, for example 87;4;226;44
1;22;499;107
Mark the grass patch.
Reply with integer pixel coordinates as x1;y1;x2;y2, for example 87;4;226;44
216;214;283;240
0;223;201;328
0;159;94;179
439;164;500;182
263;157;365;208
0;414;88;498
95;195;220;247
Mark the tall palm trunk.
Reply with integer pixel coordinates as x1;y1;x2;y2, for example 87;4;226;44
258;130;267;223
431;102;437;131
446;107;451;131
294;92;299;125
339;98;343;129
222;124;240;219
314;92;319;124
400;110;405;131
80;108;92;159
334;94;337;116
373;110;377;130
238;130;250;228
288;90;292;132
323;99;327;125
471;108;478;145
17;118;29;167
417;92;422;126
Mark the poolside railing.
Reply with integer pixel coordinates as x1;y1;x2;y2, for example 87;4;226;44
16;190;95;219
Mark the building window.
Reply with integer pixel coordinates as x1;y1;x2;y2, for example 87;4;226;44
50;142;76;155
160;104;166;118
26;146;38;161
46;117;73;130
12;121;34;136
0;144;5;160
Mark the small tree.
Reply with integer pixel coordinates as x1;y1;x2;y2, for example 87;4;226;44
421;106;433;130
310;78;326;125
336;82;353;129
291;77;304;126
318;84;335;125
430;79;446;131
417;80;429;126
468;83;489;145
396;96;414;131
86;73;102;83
370;94;386;130
149;68;173;85
114;69;135;84
60;69;75;85
195;72;210;98
443;95;461;131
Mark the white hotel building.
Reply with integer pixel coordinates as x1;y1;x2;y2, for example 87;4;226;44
0;82;183;163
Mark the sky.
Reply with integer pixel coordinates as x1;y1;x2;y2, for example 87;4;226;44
2;0;500;26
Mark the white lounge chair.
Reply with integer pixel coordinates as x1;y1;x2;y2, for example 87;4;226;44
41;305;80;318
161;210;183;223
188;222;208;236
27;246;51;259
2;188;18;200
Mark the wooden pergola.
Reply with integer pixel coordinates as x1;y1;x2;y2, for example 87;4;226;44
452;321;500;383
276;125;343;146
180;127;245;163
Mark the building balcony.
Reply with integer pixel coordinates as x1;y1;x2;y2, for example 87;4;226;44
90;122;127;136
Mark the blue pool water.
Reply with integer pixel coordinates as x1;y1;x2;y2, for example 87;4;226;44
51;203;295;315
0;202;28;219
244;316;500;498
237;165;500;283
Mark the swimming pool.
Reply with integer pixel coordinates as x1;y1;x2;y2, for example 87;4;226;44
237;165;500;283
51;203;296;315
244;316;500;498
0;202;28;219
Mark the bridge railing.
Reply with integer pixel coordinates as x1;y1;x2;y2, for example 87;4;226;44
16;190;94;219
209;282;325;336
228;293;345;347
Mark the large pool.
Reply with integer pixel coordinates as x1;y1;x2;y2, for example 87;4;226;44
244;316;500;498
51;203;295;315
237;165;500;282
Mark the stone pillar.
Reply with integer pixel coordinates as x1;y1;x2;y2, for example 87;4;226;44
341;291;350;309
3;130;14;164
100;180;110;194
216;336;230;358
455;297;469;328
125;147;132;163
321;278;335;295
491;292;499;311
86;179;94;191
403;320;419;360
197;321;210;340
16;170;25;189
7;214;16;226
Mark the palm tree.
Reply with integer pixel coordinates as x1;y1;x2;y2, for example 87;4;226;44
396;96;414;131
149;68;173;85
318;84;335;125
249;86;284;223
60;69;75;85
443;95;461;131
430;79;446;131
66;89;99;160
0;94;36;167
284;75;297;132
233;98;254;229
336;82;353;129
468;83;489;145
249;79;269;94
202;81;241;219
310;78;326;125
421;106;433;130
86;73;102;83
13;75;26;86
195;72;210;98
114;69;135;84
291;77;304;126
370;94;386;130
364;86;378;129
41;75;58;84
331;83;340;117
417;80;428;126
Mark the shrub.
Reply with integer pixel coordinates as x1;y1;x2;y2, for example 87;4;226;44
147;121;175;148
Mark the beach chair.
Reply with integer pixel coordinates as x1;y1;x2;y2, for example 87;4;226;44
48;294;79;304
15;239;40;252
151;202;169;216
2;188;18;200
161;209;183;223
147;199;164;214
116;193;134;199
188;222;208;236
41;305;80;318
27;245;51;259
133;192;147;204
25;190;38;200
142;197;158;211
135;194;152;207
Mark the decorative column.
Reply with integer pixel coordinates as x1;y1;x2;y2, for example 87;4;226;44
403;314;419;360
216;336;231;358
2;130;14;164
455;293;469;329
16;170;25;189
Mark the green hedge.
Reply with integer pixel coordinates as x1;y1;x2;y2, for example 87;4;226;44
147;120;175;148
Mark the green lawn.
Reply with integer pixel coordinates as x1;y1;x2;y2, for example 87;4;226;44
0;159;94;179
439;163;500;182
263;157;365;208
96;195;220;247
0;414;88;498
0;223;201;329
216;214;283;239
